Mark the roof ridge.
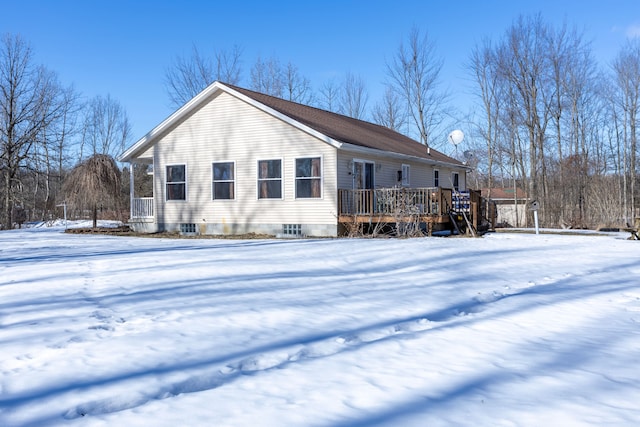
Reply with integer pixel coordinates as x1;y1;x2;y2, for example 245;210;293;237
224;82;392;130
120;80;465;168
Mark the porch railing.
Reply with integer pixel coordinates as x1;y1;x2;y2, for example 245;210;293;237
338;187;452;217
131;197;154;218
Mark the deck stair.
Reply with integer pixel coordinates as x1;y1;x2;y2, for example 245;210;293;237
451;191;476;236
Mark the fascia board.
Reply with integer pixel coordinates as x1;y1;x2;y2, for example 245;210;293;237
339;142;471;170
223;85;343;149
118;81;227;162
118;82;344;162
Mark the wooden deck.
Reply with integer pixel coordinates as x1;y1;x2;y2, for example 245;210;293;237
337;187;494;235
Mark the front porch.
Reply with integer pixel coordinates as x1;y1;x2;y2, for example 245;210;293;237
131;197;154;220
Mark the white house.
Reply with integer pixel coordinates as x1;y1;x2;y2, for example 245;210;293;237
118;81;471;237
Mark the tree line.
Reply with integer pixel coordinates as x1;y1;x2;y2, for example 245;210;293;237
1;13;638;230
0;34;131;229
468;14;639;228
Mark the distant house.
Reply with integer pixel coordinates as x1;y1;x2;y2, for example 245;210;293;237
481;188;528;227
118;81;471;237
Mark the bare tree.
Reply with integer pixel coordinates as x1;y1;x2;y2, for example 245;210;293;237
542;21;591;225
497;15;551;221
250;55;284;97
386;27;447;146
214;44;243;86
612;39;640;222
339;72;368;120
63;153;122;228
38;84;81;219
165;44;243;108
468;14;619;228
372;86;406;131
282;62;313;103
79;94;131;160
317;78;340;112
0;34;65;229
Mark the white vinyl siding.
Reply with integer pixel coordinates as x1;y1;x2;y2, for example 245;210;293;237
337;152;432;189
152;91;337;226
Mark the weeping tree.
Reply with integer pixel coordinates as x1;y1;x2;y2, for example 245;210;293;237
63;154;121;228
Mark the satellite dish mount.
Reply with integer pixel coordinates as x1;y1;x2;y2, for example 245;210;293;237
448;129;464;156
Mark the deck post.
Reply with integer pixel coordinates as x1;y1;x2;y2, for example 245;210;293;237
129;163;134;219
472;201;478;231
369;190;374;215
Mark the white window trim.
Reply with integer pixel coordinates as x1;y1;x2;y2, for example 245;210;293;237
165;163;187;202
295;155;323;199
257;158;284;200
351;158;376;189
401;164;410;186
212;160;236;201
434;169;440;188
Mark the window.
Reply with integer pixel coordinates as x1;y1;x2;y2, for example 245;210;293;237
401;164;410;186
282;224;302;237
296;157;322;198
180;223;196;234
166;164;186;200
434;169;439;187
212;162;235;200
452;172;460;191
258;159;282;199
353;160;374;189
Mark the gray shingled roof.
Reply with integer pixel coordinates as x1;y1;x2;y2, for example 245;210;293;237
120;81;466;167
227;84;463;166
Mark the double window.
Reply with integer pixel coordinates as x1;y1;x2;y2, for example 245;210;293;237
258;159;282;199
212;162;235;200
166;164;186;201
295;157;322;198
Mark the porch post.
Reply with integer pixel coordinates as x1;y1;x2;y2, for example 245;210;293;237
129;163;134;219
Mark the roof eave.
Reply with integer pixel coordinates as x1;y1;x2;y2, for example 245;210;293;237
118;81;344;163
118;81;229;162
223;85;343;149
339;142;471;170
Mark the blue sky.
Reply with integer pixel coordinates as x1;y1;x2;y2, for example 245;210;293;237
2;0;639;146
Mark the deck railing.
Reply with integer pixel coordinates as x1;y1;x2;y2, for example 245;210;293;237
131;197;154;218
338;187;452;217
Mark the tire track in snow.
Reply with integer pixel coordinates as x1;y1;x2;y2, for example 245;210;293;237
63;290;514;420
64;316;433;419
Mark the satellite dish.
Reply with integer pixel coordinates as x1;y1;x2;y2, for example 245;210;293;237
463;150;473;160
448;129;464;146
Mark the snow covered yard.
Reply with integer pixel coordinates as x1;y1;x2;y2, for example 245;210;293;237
1;226;639;427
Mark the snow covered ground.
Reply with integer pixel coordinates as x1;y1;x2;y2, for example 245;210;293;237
1;223;639;426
